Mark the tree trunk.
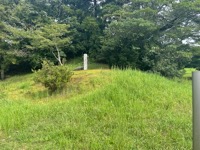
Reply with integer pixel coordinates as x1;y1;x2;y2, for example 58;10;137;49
1;68;5;80
94;0;97;18
52;45;63;66
0;64;5;80
56;46;63;66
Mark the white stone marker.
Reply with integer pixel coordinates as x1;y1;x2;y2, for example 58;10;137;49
83;54;88;70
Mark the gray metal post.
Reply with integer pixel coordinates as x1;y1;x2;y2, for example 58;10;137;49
192;71;200;150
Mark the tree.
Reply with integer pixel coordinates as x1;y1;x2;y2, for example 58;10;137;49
143;45;192;77
30;23;71;65
0;22;20;80
101;18;156;68
77;17;101;57
0;0;199;78
187;46;200;69
0;2;39;79
100;0;200;77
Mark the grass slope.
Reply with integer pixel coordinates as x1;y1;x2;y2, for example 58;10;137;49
0;69;192;149
184;68;196;79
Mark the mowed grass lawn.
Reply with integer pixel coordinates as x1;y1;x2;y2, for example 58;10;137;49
0;69;192;149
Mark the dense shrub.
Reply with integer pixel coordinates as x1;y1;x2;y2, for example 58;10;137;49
34;60;73;92
142;46;191;78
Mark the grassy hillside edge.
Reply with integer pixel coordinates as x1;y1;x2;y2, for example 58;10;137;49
0;69;192;149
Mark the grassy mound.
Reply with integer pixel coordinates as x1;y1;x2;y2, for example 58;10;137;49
0;69;192;149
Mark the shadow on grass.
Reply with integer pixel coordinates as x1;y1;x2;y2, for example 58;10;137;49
26;90;50;99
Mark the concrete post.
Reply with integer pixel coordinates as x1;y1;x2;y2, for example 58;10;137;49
192;71;200;150
83;54;88;70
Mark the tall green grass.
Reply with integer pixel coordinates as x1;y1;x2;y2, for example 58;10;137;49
184;68;196;79
0;69;192;149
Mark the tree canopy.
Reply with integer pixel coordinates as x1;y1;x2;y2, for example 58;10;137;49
0;0;200;79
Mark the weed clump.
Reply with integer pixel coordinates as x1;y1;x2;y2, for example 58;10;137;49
34;60;73;92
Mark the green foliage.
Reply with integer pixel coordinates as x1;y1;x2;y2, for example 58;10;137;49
101;17;156;68
34;60;73;92
143;46;192;78
99;0;199;77
188;47;200;70
29;23;71;65
0;22;20;80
